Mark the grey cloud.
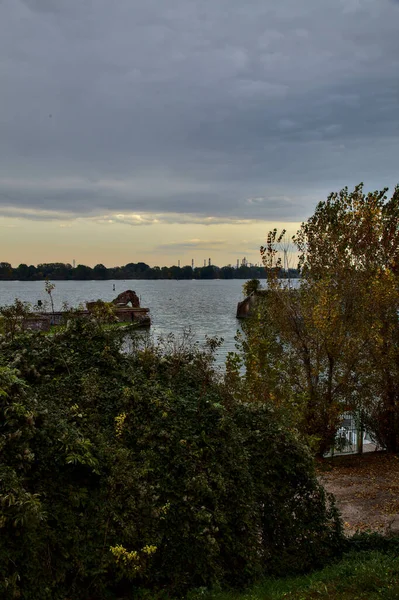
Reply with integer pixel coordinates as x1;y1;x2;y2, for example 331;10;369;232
107;214;255;226
0;0;398;223
0;203;256;226
156;239;227;251
0;204;80;221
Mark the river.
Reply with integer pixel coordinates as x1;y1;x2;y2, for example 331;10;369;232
0;279;263;365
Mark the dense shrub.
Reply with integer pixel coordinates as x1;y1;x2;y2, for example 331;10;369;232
348;532;399;554
0;319;343;599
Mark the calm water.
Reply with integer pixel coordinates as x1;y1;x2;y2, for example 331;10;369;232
0;279;263;365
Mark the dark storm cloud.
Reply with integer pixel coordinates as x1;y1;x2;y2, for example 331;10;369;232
0;0;399;223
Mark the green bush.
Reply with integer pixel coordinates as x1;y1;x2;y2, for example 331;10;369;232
242;279;260;297
0;319;344;599
348;532;399;554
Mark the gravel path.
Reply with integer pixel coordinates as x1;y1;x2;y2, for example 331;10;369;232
318;452;399;536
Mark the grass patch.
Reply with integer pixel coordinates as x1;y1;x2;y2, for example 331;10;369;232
188;550;399;600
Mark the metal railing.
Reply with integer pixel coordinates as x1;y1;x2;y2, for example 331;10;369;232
327;413;381;457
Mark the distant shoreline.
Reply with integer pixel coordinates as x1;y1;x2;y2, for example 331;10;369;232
0;261;299;282
0;274;298;281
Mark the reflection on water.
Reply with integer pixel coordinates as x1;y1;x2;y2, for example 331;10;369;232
0;279;265;365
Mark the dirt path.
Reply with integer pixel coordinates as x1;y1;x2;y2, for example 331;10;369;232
318;452;399;536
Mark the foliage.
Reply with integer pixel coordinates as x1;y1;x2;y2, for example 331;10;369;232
349;532;399;554
294;183;399;453
0;299;32;339
187;548;399;600
294;183;399;278
0;317;343;599
234;277;370;455
260;228;286;278
242;279;261;297
87;299;119;323
44;278;56;317
233;184;399;455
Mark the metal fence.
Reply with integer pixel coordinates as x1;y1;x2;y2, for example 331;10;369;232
326;412;381;457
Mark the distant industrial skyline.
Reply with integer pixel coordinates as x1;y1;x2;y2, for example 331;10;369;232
2;255;269;270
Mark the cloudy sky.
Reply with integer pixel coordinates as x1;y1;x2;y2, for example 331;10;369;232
1;0;398;267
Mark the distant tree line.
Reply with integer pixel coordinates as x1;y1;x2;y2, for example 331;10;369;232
0;261;299;281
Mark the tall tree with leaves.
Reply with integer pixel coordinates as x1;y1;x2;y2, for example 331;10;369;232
294;183;399;452
234;184;399;455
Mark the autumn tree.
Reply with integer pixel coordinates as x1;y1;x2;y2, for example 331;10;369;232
295;183;399;452
233;184;399;455
234;271;367;455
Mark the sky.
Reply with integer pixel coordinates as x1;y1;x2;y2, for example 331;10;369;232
1;0;399;268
